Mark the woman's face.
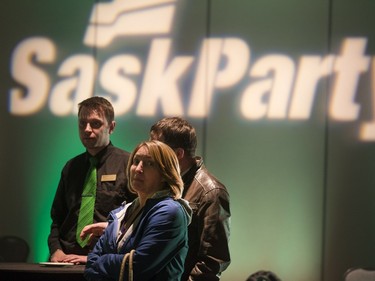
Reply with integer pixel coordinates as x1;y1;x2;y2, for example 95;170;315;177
130;145;164;197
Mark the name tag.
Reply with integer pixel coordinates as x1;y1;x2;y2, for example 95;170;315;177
101;174;117;182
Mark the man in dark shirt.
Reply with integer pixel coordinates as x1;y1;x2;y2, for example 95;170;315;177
48;96;135;264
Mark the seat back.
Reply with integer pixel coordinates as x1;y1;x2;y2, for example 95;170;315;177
0;235;29;262
345;268;375;281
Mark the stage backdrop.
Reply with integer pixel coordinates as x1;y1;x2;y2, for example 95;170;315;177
1;1;375;280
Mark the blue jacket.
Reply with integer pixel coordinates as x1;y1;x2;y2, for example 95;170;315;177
84;194;192;281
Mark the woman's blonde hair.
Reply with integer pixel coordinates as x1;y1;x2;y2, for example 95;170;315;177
126;140;184;199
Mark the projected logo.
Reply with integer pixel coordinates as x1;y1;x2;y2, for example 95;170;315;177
7;0;375;141
84;0;176;47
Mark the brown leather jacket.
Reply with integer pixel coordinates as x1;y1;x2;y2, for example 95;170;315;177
181;157;231;281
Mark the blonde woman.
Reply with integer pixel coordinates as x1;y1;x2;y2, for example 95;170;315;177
84;141;192;281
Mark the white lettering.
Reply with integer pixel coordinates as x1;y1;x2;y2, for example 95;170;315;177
137;39;193;116
241;55;294;119
100;55;141;115
189;38;249;117
241;77;272;119
49;55;97;116
7;34;375;142
289;55;334;119
10;37;56;115
360;58;375;140
330;38;370;120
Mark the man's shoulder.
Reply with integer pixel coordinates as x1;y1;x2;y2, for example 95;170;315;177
195;166;226;189
108;145;130;157
66;152;86;165
59;152;86;174
186;168;230;207
110;146;130;155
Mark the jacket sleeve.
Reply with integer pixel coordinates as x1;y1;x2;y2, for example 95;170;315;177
84;219;124;281
189;188;231;281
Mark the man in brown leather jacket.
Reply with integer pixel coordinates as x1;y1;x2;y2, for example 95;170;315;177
150;117;231;281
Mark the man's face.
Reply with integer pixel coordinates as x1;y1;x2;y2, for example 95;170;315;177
78;108;114;155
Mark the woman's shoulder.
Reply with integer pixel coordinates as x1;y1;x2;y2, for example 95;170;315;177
149;197;190;221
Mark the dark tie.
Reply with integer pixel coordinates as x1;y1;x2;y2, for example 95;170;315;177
76;157;97;247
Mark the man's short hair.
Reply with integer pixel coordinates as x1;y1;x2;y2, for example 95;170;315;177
150;117;197;157
78;96;115;123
